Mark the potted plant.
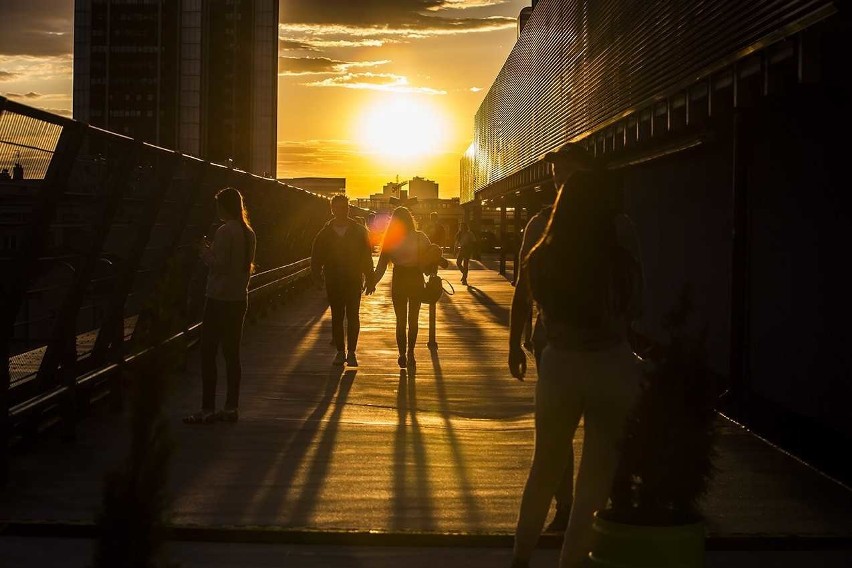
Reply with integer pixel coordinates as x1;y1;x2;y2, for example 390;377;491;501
589;286;719;567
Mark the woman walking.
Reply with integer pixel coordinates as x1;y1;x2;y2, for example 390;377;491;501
368;207;431;368
510;143;643;568
184;187;256;424
454;222;476;286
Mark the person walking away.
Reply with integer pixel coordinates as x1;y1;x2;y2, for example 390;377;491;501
425;211;447;250
455;223;476;286
510;143;644;568
368;207;431;368
184;187;256;424
311;194;375;367
509;195;574;533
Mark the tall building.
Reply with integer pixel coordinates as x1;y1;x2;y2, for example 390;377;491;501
407;176;439;200
73;0;278;176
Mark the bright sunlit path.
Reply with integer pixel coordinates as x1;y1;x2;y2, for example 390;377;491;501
357;97;449;159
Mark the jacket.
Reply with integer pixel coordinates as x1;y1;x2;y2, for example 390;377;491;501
311;218;374;289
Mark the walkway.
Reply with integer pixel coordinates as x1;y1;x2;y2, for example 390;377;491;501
2;261;852;543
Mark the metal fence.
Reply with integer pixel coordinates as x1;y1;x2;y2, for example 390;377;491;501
0;97;340;481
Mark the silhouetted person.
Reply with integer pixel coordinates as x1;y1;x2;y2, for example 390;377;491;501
511;143;644;568
0;168;10;180
509;195;573;534
311;194;375;367
184;187;256;425
12;161;23;180
368;206;431;368
425;211;447;249
454;222;476;286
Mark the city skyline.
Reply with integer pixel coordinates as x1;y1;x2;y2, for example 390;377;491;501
0;0;531;197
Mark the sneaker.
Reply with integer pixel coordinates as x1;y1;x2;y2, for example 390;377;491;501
397;354;407;368
346;352;358;367
332;351;345;366
544;507;570;533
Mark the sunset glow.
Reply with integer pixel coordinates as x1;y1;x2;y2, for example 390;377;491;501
357;98;449;159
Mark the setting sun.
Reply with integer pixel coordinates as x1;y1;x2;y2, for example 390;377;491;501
357;97;448;159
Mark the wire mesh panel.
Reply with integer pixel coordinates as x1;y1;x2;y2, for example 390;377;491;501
0;108;63;180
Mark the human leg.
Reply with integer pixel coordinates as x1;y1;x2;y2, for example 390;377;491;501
407;296;422;356
559;345;641;568
200;299;222;412
345;285;362;353
392;287;408;363
513;347;583;564
327;285;346;361
220;300;247;411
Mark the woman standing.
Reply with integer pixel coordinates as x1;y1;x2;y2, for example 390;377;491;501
184;187;256;424
510;143;643;568
368;207;431;368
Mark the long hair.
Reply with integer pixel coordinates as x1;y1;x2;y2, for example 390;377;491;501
215;187;255;274
526;169;619;327
380;206;416;254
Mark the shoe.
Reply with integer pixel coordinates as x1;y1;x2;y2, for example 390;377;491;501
346;352;358;367
406;351;416;368
397;354;407;368
333;351;345;366
544;507;570;533
215;408;239;423
183;410;215;425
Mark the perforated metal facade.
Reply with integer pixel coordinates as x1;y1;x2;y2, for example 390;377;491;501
461;0;836;203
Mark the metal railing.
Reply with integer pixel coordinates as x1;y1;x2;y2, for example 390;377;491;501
0;97;336;483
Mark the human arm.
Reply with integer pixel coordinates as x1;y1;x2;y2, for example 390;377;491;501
361;226;376;294
369;251;389;294
204;225;232;274
508;216;543;380
310;230;325;288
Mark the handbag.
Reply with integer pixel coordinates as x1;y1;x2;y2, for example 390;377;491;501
421;273;455;304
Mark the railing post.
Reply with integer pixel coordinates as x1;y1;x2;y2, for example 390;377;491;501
427;303;438;349
1;119;85;485
91;151;179;362
36;143;138;436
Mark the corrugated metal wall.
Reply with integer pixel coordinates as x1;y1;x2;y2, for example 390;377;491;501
461;0;835;203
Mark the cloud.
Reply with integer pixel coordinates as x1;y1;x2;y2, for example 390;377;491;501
0;71;19;81
4;91;43;98
279;39;320;52
0;2;74;57
305;72;447;95
278;56;389;76
279;0;516;49
277;139;359;170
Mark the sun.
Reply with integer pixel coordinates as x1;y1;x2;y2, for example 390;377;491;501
357;97;448;159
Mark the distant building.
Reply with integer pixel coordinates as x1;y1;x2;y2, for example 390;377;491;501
279;177;346;196
73;0;278;176
407;176;439;200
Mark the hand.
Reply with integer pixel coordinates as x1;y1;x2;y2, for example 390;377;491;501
508;344;527;381
365;284;376;295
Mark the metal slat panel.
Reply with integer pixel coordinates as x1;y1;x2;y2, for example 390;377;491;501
461;0;836;202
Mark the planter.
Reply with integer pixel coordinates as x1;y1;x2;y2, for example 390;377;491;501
588;511;706;568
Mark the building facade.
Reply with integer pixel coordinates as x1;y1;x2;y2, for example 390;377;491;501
462;0;851;473
73;0;278;176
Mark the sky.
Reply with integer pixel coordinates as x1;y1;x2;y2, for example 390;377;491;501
0;0;530;198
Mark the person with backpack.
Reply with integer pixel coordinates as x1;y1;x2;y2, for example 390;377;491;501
184;187;256;424
510;143;644;568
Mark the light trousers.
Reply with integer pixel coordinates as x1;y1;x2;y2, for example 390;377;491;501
514;341;641;568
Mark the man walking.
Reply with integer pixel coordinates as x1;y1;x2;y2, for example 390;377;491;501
311;195;375;366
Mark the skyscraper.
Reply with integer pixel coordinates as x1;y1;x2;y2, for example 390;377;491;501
73;0;278;176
